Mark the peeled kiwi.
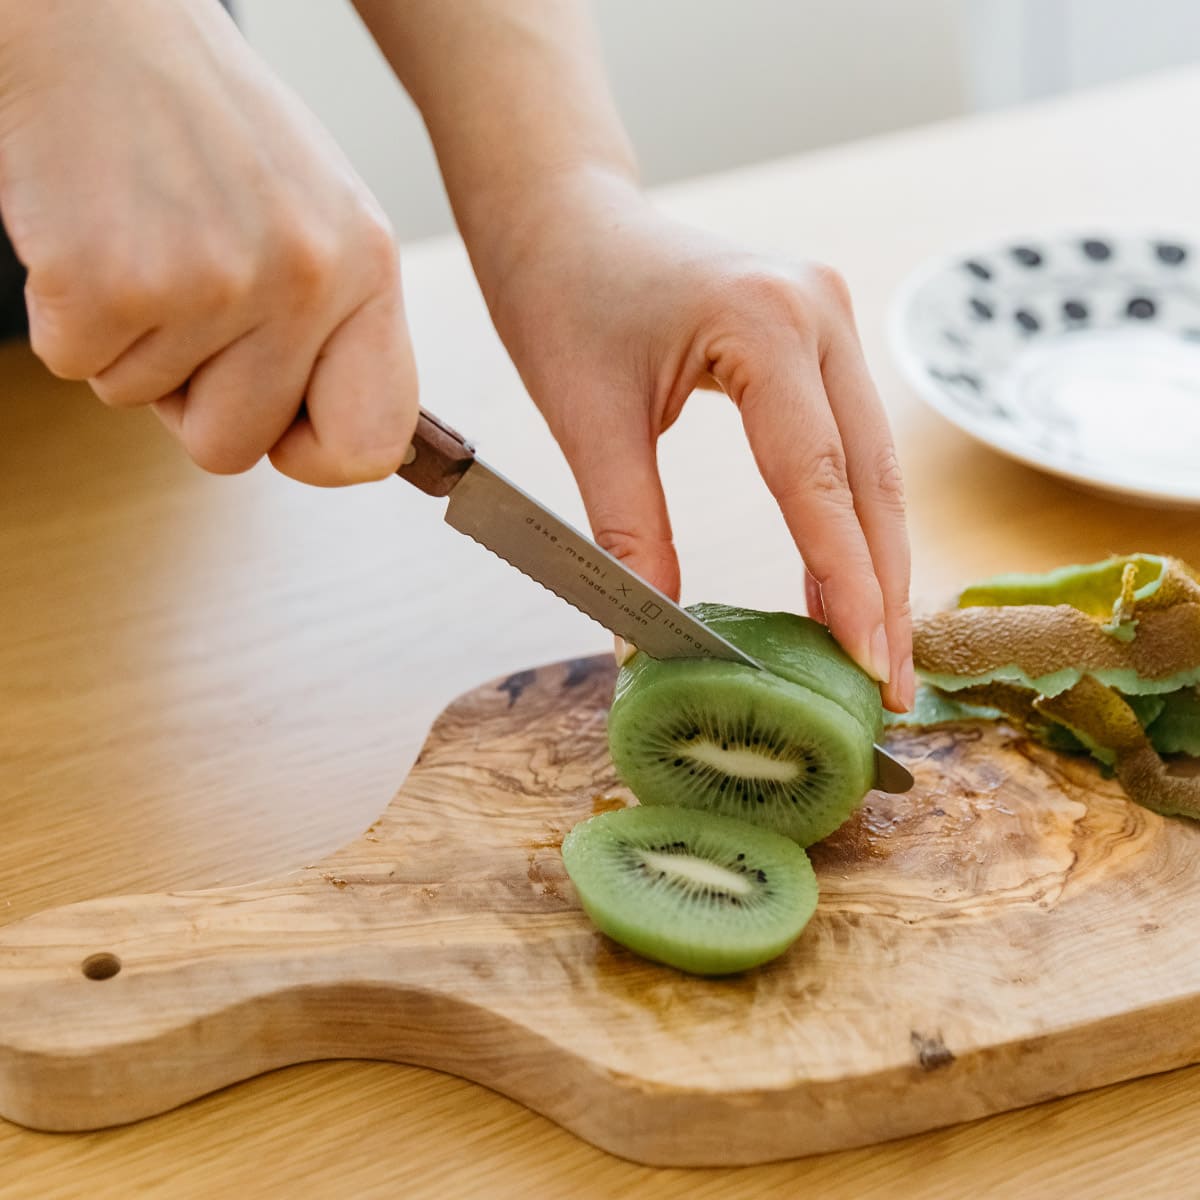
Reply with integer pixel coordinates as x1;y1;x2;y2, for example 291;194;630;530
561;805;818;975
608;604;882;846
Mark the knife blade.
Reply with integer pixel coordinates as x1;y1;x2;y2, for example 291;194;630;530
398;410;913;794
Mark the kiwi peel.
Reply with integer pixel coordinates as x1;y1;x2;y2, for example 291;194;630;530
1033;677;1200;820
608;603;883;846
958;553;1200;635
913;604;1200;697
561;805;819;975
895;554;1200;819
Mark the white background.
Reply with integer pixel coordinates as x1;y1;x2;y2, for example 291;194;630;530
236;0;1200;243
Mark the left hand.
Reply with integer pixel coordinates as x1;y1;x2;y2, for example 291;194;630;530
479;175;913;713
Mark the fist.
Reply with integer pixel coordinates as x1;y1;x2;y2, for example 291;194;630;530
0;0;418;485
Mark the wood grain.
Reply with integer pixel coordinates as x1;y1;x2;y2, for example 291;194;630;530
4;655;1199;1167
6;67;1200;1198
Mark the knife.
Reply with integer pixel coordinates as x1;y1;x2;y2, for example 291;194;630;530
398;409;913;795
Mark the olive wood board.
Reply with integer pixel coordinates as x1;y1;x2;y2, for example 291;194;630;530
2;655;1199;1167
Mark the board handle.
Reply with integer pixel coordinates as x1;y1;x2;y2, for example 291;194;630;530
0;878;495;1132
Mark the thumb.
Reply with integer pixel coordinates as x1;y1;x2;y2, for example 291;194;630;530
560;412;681;603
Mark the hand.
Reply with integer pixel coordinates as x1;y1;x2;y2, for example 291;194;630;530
0;0;417;485
480;174;913;712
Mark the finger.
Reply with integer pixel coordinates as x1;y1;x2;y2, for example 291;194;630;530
269;286;418;486
733;350;890;690
155;321;318;475
89;316;248;410
557;399;680;600
821;333;913;712
151;386;186;436
25;274;150;382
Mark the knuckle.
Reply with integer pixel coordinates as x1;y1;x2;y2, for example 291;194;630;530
352;214;401;297
275;202;395;303
278;222;340;298
714;355;758;409
806;445;852;499
358;209;398;263
593;527;646;563
28;312;100;381
26;266;137;379
595;530;681;600
593;528;680;595
193;250;257;311
730;269;809;328
808;261;853;310
31;235;159;307
27;318;81;379
872;446;907;510
77;246;166;312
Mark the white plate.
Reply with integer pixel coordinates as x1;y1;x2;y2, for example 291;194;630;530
888;231;1200;505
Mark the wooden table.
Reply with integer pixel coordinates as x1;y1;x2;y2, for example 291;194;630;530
4;67;1200;1200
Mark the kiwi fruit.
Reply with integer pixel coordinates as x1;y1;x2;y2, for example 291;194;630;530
561;805;818;975
685;603;883;735
608;604;882;846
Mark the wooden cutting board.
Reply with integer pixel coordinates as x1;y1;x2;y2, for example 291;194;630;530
2;655;1199;1167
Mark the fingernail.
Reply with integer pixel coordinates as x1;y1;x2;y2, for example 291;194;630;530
867;624;891;685
614;636;638;667
898;656;916;711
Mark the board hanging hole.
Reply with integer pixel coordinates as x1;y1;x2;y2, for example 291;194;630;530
81;952;121;981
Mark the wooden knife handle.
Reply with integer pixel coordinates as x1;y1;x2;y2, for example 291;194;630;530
397;409;476;497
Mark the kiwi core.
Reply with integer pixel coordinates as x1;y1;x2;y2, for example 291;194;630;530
680;742;801;783
638;849;755;896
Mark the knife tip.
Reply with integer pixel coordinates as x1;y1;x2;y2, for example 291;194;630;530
873;745;915;794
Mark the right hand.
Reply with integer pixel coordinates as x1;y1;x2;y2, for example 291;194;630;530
478;177;914;711
0;0;417;485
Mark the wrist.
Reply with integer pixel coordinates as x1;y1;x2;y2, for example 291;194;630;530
459;159;644;315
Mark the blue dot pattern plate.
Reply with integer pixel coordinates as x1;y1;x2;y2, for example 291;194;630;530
889;232;1200;505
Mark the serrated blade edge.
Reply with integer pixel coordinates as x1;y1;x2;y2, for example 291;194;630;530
444;460;757;665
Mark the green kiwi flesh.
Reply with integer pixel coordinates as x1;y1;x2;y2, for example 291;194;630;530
561;805;818;975
1146;686;1200;755
688;603;883;740
609;604;882;846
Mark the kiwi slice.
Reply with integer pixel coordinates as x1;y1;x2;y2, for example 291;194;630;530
561;805;818;975
608;604;882;846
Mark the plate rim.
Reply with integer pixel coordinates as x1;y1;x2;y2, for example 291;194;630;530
886;226;1200;505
